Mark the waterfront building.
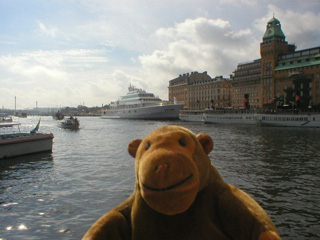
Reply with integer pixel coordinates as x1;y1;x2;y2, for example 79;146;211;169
168;73;189;108
168;17;320;110
232;59;261;109
233;17;320;109
168;71;231;110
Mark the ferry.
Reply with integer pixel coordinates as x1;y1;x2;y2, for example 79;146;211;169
179;109;320;128
203;109;258;125
101;85;184;120
179;110;204;122
259;112;320;128
0;121;54;159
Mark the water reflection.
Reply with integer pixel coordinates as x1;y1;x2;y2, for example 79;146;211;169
0;153;54;204
208;126;320;239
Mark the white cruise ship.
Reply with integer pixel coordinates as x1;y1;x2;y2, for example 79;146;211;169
101;84;184;120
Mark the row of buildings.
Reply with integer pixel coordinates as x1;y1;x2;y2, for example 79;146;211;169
168;17;320;110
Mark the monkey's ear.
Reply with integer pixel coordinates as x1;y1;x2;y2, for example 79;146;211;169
196;133;213;155
128;139;143;158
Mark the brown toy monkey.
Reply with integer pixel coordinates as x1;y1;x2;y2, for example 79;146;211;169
83;125;281;240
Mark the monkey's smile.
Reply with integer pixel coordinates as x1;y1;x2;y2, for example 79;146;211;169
141;174;194;192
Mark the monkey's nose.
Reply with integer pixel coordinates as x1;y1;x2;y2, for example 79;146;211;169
155;163;169;174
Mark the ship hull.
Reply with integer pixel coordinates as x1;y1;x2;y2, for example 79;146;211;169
0;133;54;159
259;113;320;127
203;110;258;125
101;104;184;120
179;110;204;122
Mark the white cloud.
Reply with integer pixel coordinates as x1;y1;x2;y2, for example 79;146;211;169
38;21;58;38
0;49;112;108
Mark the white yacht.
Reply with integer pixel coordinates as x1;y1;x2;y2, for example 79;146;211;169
101;85;184;120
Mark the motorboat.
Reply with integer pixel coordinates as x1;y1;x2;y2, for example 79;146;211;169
53;111;64;120
0;116;13;123
59;117;80;130
101;84;184;120
0;120;54;159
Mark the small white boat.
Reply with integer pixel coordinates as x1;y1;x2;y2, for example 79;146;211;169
179;110;204;122
59;117;80;130
0;121;54;159
101;84;184;120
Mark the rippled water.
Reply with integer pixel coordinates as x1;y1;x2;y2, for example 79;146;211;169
0;116;319;239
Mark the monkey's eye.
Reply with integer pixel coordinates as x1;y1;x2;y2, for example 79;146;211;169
178;138;186;147
145;142;151;150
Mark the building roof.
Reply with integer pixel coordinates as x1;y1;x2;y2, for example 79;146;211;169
268;17;280;24
263;17;286;40
275;52;320;71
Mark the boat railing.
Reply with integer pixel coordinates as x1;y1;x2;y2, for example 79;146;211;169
204;109;257;115
256;109;320;115
201;108;320;115
180;110;204;115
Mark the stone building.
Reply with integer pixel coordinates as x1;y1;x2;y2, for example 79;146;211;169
168;73;189;107
232;59;261;109
168;71;231;110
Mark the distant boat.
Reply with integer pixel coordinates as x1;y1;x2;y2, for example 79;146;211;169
59;117;80;130
15;112;27;118
0;116;13;123
101;84;184;120
0;120;54;159
53;111;64;120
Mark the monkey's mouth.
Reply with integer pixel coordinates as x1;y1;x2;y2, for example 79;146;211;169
141;174;194;192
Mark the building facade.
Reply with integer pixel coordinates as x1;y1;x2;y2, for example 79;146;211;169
232;17;320;109
168;72;231;110
168;73;189;107
232;59;261;109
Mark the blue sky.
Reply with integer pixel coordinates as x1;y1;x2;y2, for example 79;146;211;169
1;0;320;109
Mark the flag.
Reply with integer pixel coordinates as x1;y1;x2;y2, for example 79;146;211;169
30;119;41;133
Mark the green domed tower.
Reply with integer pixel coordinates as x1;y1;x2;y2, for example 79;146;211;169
259;17;295;107
262;17;286;42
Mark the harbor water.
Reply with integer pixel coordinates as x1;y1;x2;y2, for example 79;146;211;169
0;116;319;239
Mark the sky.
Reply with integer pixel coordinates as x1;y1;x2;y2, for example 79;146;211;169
1;0;320;109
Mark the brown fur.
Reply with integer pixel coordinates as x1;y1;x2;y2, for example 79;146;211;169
83;125;281;240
